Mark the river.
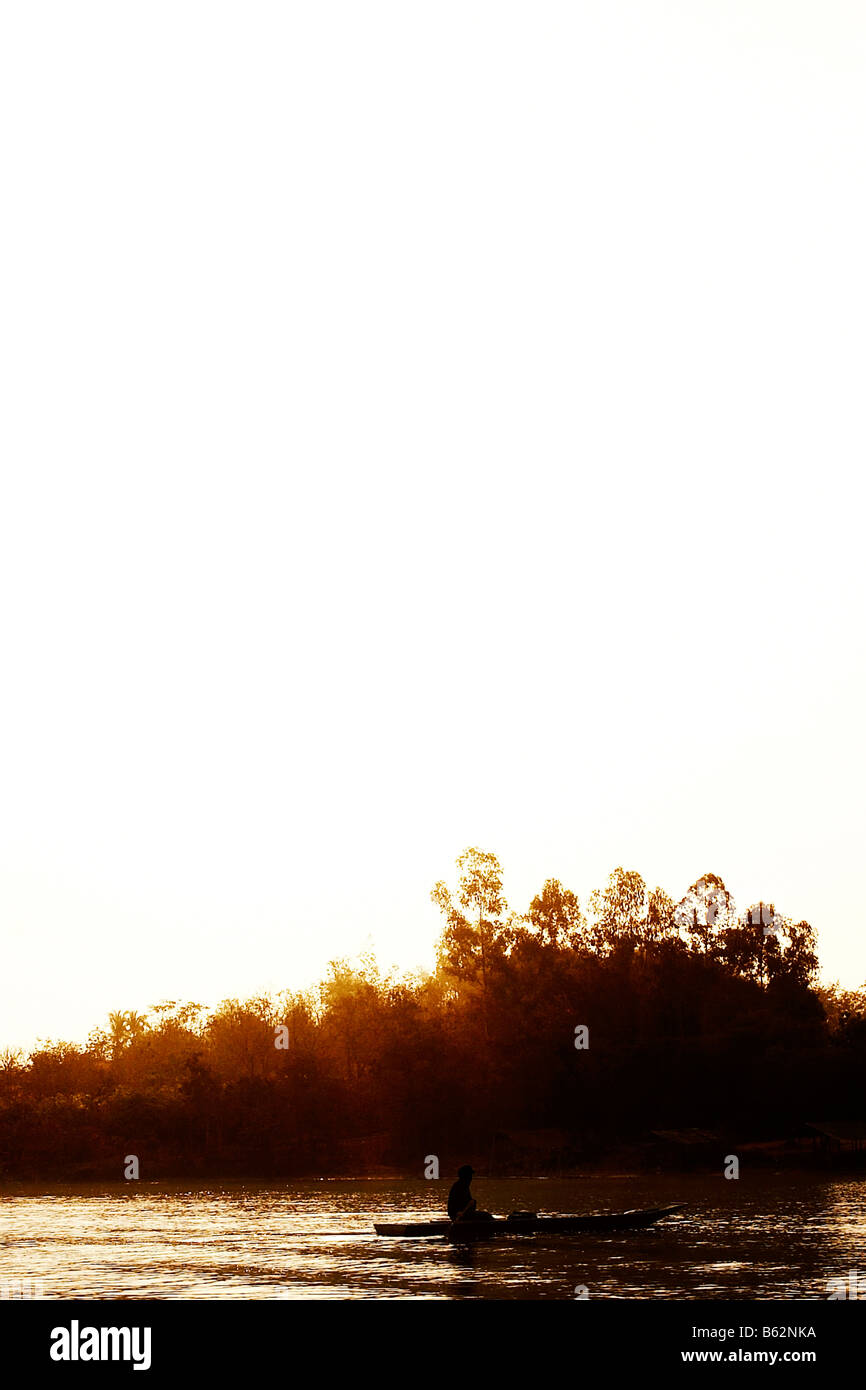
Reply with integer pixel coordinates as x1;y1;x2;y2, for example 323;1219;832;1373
1;1172;863;1299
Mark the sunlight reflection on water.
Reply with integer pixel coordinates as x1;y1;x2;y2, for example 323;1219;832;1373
1;1174;863;1300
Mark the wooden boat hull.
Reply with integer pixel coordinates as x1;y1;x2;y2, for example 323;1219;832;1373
374;1203;684;1241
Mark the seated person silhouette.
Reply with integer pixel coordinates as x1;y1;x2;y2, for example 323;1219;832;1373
447;1164;492;1222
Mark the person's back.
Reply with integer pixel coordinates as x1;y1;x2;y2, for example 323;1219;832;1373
447;1163;495;1222
448;1166;475;1220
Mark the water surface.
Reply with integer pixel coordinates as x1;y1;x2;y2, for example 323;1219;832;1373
1;1173;863;1299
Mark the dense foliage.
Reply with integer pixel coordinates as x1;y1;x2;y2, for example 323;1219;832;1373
1;853;862;1178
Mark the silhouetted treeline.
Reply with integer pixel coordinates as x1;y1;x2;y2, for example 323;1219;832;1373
1;853;864;1179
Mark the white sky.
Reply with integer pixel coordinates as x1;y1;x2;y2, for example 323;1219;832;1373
1;2;864;1053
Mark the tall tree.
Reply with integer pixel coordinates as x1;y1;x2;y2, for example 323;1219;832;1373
527;878;586;949
588;868;648;954
432;848;509;1033
723;905;819;988
675;873;737;955
646;886;679;944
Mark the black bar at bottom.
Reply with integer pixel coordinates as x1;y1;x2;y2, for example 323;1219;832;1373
1;1299;859;1378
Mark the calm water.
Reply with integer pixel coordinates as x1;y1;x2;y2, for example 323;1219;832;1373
1;1173;864;1300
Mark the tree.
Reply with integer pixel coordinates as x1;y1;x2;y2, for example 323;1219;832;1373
432;847;510;1034
588;868;648;954
733;907;819;988
0;1048;22;1075
106;1010;148;1059
674;873;737;955
527;878;586;949
815;981;866;1032
646;886;679;944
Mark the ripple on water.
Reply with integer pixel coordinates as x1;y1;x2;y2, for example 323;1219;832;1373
1;1174;864;1299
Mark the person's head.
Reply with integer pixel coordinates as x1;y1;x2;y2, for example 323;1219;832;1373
457;1164;474;1182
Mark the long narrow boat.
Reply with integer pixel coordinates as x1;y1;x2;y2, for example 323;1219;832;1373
375;1203;684;1241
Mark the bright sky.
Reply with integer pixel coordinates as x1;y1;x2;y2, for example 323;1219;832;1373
1;2;864;1055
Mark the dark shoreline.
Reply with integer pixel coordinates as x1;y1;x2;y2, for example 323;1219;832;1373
3;1149;864;1188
